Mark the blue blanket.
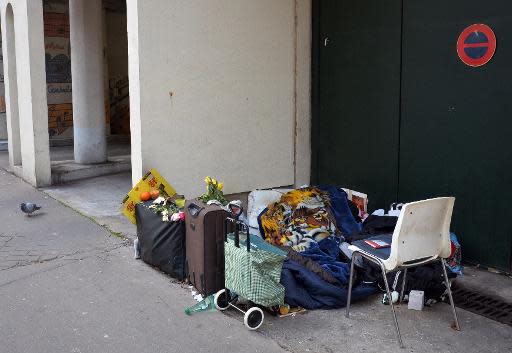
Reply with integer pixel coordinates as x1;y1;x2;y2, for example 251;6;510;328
281;259;377;310
281;237;377;310
256;186;375;310
301;237;349;284
318;185;362;236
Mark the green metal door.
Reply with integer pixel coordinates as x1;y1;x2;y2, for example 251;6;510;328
313;0;402;210
399;1;512;271
314;0;512;271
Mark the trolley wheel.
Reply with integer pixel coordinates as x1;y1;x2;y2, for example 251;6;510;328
214;289;230;311
244;307;264;330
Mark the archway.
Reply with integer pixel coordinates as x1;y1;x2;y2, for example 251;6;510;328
4;3;22;167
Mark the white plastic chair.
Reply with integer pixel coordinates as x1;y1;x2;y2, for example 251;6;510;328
345;197;460;348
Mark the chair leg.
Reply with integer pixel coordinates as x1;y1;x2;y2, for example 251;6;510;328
380;263;404;348
399;268;408;304
345;252;356;318
441;258;461;331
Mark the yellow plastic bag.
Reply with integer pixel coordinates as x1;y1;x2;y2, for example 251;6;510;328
121;169;182;224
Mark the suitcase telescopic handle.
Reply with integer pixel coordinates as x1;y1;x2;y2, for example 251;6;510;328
187;203;204;218
241;223;250;252
225;217;250;252
224;218;235;242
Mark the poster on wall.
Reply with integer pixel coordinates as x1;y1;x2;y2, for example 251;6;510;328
43;0;68;14
44;11;70;37
47;83;72;105
48;103;73;136
44;1;72;138
109;76;130;135
45;36;70;58
43;0;128;138
46;53;71;84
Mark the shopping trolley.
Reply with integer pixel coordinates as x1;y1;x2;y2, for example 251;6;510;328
214;218;287;330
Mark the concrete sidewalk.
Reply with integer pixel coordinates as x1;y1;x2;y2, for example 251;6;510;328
0;155;511;353
0;169;285;353
0;150;136;239
42;171;136;239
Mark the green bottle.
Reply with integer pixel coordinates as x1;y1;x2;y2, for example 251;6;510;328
184;295;216;316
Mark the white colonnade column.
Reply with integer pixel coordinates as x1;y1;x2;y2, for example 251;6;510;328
69;0;107;164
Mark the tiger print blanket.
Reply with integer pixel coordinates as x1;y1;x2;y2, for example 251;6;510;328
259;187;339;252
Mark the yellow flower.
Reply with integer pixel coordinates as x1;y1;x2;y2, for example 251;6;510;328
204;176;212;184
218;182;224;190
212;178;218;186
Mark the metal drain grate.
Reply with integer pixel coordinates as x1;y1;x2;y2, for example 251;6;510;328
448;284;512;326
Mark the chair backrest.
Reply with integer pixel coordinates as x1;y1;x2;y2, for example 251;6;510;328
387;197;455;269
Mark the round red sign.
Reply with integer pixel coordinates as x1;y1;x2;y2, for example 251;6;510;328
457;24;496;67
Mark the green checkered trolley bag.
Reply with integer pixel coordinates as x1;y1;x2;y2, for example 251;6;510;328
213;218;287;330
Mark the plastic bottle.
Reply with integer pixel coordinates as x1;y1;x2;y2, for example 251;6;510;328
184;294;216;315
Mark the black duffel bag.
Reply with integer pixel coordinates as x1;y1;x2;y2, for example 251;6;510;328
135;201;186;280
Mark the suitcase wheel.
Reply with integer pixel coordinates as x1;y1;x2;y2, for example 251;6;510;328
244;307;264;330
214;289;230;311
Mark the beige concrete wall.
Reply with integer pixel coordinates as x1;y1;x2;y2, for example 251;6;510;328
126;0;142;184
128;0;311;198
295;0;312;187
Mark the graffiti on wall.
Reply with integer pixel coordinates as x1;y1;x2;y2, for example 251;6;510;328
42;0;129;139
44;1;72;138
48;103;73;135
43;12;70;38
109;76;130;135
43;0;68;14
46;37;71;84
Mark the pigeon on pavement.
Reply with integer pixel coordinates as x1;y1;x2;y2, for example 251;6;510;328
20;202;42;216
